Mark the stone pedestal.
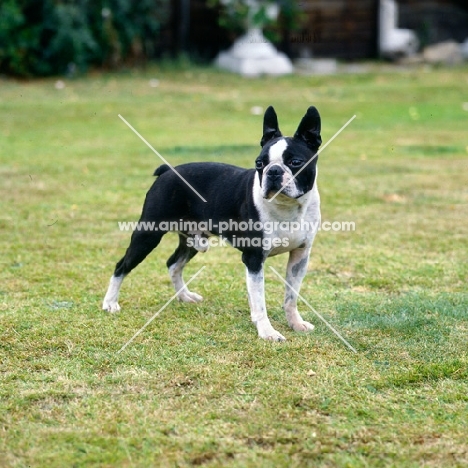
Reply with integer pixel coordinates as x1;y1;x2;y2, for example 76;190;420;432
215;28;293;77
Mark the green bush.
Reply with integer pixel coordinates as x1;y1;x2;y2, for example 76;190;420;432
0;0;170;77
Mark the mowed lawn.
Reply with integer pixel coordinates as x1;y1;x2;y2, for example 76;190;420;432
0;64;467;467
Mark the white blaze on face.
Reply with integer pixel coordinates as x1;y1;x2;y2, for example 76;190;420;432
262;138;303;199
268;139;288;165
262;139;288;194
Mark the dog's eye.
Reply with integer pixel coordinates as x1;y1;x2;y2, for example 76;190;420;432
255;160;264;170
290;159;303;167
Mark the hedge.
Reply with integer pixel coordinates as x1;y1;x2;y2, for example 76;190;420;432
0;0;170;77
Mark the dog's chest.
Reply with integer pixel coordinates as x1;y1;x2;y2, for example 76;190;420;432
267;224;308;255
254;184;321;256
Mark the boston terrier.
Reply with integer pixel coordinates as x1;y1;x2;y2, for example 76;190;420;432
103;106;322;341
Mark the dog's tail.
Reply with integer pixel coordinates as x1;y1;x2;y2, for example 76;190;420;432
154;164;171;177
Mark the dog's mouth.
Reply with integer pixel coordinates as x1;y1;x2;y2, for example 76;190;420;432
264;189;302;201
264;189;283;200
264;180;290;200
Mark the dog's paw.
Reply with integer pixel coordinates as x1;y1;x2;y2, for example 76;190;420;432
257;325;286;342
103;301;121;313
256;318;286;342
177;290;203;303
290;320;315;333
260;329;286;342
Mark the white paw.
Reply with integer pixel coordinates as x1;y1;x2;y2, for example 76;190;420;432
103;301;121;313
260;329;286;342
177;290;203;303
257;321;286;342
290;320;315;333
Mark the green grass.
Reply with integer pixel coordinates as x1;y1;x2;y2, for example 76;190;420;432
1;64;467;467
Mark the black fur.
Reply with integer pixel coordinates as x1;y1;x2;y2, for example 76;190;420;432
260;106;283;147
294;106;322;151
153;164;171;177
112;162;262;278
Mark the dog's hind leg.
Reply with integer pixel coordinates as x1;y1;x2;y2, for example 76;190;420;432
167;234;203;303
103;230;164;312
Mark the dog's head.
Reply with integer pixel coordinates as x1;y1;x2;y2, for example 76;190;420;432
255;106;322;201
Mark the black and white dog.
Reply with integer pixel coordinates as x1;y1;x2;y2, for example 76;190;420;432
103;106;322;341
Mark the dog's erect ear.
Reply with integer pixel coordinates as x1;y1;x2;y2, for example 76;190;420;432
294;106;322;150
261;106;282;147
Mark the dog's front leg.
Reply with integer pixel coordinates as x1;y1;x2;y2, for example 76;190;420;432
284;246;315;333
243;251;286;342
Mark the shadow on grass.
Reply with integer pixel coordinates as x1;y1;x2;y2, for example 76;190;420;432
337;292;467;331
334;292;468;389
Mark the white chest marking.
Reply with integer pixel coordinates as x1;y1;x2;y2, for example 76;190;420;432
253;175;321;256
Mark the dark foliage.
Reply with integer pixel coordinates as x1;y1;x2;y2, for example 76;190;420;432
0;0;170;76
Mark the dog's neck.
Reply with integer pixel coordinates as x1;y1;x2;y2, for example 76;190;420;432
253;173;318;223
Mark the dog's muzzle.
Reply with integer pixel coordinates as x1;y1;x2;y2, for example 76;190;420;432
264;166;284;194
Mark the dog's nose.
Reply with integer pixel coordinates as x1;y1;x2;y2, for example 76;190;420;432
267;166;283;178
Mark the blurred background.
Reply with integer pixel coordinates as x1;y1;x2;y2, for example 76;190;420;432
1;0;468;77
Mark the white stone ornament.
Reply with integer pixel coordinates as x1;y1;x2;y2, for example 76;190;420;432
215;1;293;76
379;0;419;58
